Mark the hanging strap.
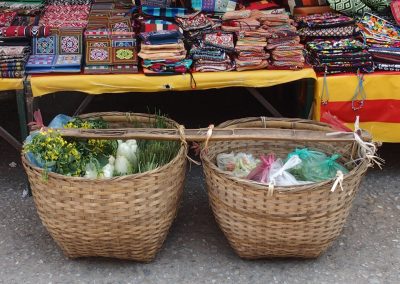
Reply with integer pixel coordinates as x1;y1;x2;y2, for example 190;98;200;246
351;69;367;111
320;66;329;105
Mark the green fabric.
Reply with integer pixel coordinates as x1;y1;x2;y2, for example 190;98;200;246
361;0;391;12
327;0;372;16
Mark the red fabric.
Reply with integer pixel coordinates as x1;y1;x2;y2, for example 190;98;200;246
243;1;279;10
320;99;400;123
391;0;400;26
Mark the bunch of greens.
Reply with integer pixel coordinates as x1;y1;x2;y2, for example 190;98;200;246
131;114;180;174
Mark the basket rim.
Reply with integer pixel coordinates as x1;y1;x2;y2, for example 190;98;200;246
22;111;187;181
201;145;368;193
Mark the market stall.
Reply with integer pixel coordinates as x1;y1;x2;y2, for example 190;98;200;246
24;68;316;121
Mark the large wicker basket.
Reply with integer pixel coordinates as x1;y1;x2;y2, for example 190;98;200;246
22;112;187;261
202;117;370;259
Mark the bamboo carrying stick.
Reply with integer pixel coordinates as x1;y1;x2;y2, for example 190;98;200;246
42;127;359;142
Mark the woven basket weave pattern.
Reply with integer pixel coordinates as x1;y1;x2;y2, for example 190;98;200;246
23;112;187;261
202;118;369;259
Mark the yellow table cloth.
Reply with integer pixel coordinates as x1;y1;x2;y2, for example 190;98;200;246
314;73;400;143
30;69;316;97
0;78;23;92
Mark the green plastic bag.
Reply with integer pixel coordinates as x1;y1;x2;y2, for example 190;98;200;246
287;148;349;182
287;148;327;179
301;154;349;182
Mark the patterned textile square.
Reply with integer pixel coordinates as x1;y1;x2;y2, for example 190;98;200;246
113;47;137;64
327;0;371;15
59;35;82;54
87;39;111;48
87;46;112;65
27;55;55;66
54;54;82;66
34;36;57;55
109;19;131;32
112;39;136;47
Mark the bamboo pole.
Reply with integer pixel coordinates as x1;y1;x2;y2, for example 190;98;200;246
42;127;358;142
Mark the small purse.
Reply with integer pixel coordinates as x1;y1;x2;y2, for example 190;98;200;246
175;11;213;31
203;32;234;51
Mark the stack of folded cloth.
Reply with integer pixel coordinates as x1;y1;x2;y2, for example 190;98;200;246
175;11;234;72
39;0;91;28
358;13;400;71
0;44;30;77
0;3;48;41
84;3;138;74
260;14;304;70
306;38;373;74
221;10;270;71
139;30;192;75
368;47;400;71
189;31;235;72
296;13;358;40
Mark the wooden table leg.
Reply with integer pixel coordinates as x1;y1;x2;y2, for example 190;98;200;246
15;89;28;140
246;87;283;117
0;126;22;151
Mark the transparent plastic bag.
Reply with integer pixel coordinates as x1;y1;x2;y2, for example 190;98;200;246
247;153;276;183
216;152;259;178
302;154;349;182
269;155;310;186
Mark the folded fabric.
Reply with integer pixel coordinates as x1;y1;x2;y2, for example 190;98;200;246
140;30;182;45
235;58;268;71
0;12;17;27
299;25;359;38
191;0;237;13
204;32;234;51
375;62;400;71
141;19;179;32
392;0;400;26
0;70;25;78
296;13;355;28
326;0;371;16
39;4;90;28
269;61;304;70
142;59;192;74
175;12;214;32
141;42;185;51
142;6;188;18
222;10;251;21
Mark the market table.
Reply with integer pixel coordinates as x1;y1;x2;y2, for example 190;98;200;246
0;78;27;149
25;68;317;121
313;72;400;143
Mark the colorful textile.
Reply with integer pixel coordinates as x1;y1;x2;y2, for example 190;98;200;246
0;12;17;27
141;19;178;32
191;0;237;12
39;4;90;28
358;13;400;47
26;30;83;73
327;0;371;16
141;6;188;18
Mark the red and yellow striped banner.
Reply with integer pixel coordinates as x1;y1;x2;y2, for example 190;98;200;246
314;73;400;143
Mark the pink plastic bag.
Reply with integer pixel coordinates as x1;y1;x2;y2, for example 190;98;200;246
247;153;275;183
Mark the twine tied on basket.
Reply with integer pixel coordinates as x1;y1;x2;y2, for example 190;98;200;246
178;125;201;166
330;170;344;192
326;116;383;169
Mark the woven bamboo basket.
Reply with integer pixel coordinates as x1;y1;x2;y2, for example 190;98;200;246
202;117;370;259
22;112;187;261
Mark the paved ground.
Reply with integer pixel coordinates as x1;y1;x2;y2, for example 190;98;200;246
0;93;399;283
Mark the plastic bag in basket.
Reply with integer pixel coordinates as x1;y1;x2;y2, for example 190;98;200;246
246;153;275;183
301;154;349;182
216;152;259;178
269;155;310;186
287;148;327;179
